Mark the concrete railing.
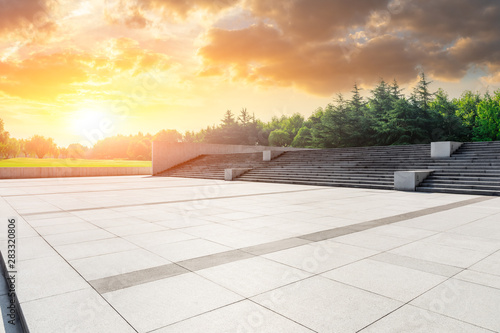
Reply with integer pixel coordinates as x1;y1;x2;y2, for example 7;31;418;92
0;167;151;179
152;142;308;175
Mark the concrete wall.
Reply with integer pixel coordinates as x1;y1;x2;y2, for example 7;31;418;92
0;167;151;179
152;142;308;175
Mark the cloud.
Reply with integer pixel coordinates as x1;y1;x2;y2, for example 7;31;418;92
197;0;500;95
104;0;241;26
246;0;388;42
199;24;420;95
0;0;58;41
0;38;171;100
390;0;500;44
0;52;89;100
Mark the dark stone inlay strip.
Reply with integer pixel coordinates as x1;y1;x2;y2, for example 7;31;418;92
89;196;494;293
21;188;326;216
176;250;255;272
240;237;312;256
299;227;358;242
299;196;492;242
91;263;188;294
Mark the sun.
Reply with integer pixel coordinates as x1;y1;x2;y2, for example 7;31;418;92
72;108;107;132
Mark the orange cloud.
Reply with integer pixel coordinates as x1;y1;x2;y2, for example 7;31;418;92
105;0;240;27
0;52;89;100
0;38;171;100
197;0;500;94
0;0;58;42
199;24;420;95
143;0;240;17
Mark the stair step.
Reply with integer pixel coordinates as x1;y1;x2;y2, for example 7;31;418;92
157;141;500;195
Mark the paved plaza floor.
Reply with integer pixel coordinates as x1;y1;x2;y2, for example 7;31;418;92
0;175;500;332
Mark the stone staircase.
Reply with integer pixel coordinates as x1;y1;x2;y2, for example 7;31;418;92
416;141;500;196
157;152;265;180
237;144;432;190
156;142;500;196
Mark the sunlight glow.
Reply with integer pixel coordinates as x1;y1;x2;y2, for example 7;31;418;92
72;108;107;133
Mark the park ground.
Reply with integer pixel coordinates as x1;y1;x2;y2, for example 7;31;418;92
0;176;499;332
0;158;151;168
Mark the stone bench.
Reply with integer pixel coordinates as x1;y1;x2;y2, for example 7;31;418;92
224;168;252;181
263;150;284;161
394;170;434;191
431;141;462;158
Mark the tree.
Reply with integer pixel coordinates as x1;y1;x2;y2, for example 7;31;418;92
221;110;236;126
25;135;57;159
429;89;467;141
368;80;393;145
59;147;69;158
386;97;428;144
268;129;292;146
153;129;182;142
0;119;9;157
390;79;404;100
91;135;131;159
347;83;372;146
237;108;253;125
454;90;482;140
67;143;88;159
127;139;150;160
292;127;313;147
413;72;433;112
183;130;204;143
350;83;366;113
283;113;305;142
473;90;500;141
0;119;9;146
19;139;29;157
315;94;357;148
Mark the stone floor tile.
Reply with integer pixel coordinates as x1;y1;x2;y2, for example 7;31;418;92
252;275;402;333
103;272;243;332
322;259;447;302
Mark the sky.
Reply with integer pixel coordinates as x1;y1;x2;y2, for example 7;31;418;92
0;0;499;147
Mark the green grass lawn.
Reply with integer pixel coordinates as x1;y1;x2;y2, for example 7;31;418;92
0;158;151;167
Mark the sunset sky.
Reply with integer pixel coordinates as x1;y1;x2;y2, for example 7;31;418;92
1;0;499;147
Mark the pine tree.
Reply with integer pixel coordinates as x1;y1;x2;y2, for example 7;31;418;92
350;83;365;113
413;72;433;111
221;110;235;126
390;79;404;100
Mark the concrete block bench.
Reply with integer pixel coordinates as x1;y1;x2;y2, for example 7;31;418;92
394;170;434;191
263;150;284;161
224;168;252;181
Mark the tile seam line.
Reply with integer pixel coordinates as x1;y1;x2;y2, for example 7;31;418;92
358;248;500;333
17;187;330;216
89;196;494;294
1;199;140;333
1;176;272;196
0;175;210;190
0;182;243;197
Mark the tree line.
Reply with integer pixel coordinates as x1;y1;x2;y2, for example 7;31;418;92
1;73;499;160
192;73;500;148
0;126;181;160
